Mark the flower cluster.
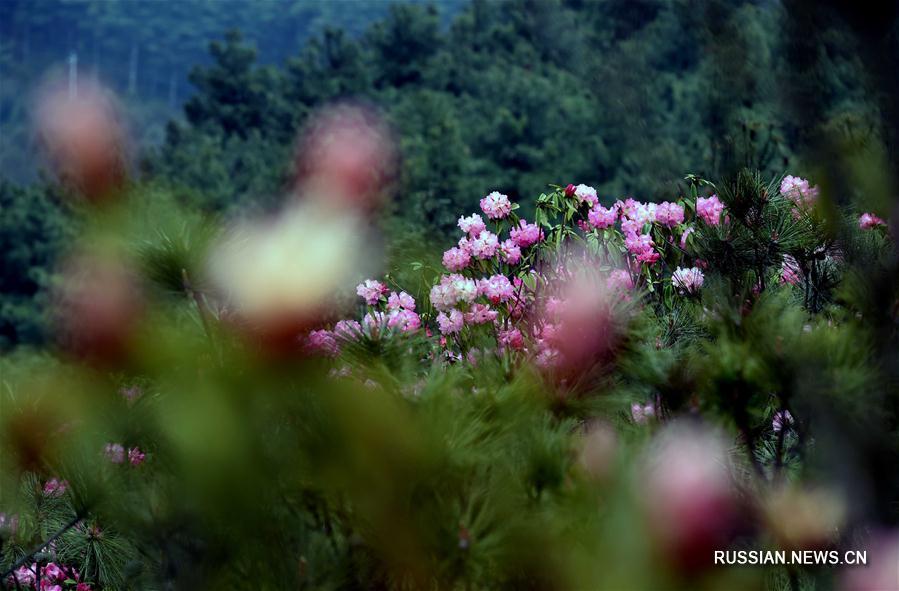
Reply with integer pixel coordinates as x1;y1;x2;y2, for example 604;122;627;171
104;443;146;466
43;478;69;497
479;191;512;219
696;195;725;226
305;177;868;376
6;562;92;591
671;267;705;294
780;175;819;210
859;212;886;230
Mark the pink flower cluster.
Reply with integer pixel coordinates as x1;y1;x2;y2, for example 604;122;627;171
631;402;657;424
696;195;725;226
859;212;886;230
43;478;69;497
308;287;422;354
780;175;819;209
356;279;389;306
671;267;705;294
6;562;91;591
104;443;145;466
781;255;802;286
573;184;599;207
654;202;685;227
480;191;512;219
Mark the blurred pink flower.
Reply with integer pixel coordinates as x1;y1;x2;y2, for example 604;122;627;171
859;212;886;230
104;443;125;464
334;319;362;340
306;330;340;356
43;478;68;497
128;447;146;466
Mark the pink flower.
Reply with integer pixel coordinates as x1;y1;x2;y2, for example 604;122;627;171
468;230;500;259
43;563;64;581
625;233;660;265
544;297;564;319
457;213;486;236
334;319;362;340
509;219;543;248
616;198;642;220
631;402;657;424
77;584;93;591
498;327;525;351
655;202;685;227
387;291;416;311
696;195;725;226
128;447;146;466
588;204;618;229
781;255;802;286
480;191;512;219
620;217;644;236
104;443;125;464
43;478;68;497
306;330;339;356
642;424;740;573
607;269;634;291
565;184;577;197
478;274;515;304
499;239;522;265
464;303;498;325
772;410;793;433
9;565;36;587
672;267;704;294
573;184;599;207
436;309;464;335
356;279;388;305
387;309;421;333
629;201;657;225
780;175;818;209
362;310;385;331
442;246;471;271
859;212;886;230
430;274;478;311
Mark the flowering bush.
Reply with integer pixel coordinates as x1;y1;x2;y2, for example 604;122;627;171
3;170;898;590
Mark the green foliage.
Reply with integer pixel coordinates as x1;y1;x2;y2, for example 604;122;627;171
0;181;73;347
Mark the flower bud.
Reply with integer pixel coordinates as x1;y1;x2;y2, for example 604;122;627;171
36;80;128;202
641;423;741;574
53;253;144;366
